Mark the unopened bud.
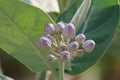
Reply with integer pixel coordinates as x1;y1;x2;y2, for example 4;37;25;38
44;23;55;35
60;51;71;61
47;54;57;62
63;23;75;39
69;41;79;52
75;34;86;44
56;22;65;33
76;49;84;57
82;40;95;52
46;34;58;48
46;34;54;42
37;37;51;49
59;44;68;51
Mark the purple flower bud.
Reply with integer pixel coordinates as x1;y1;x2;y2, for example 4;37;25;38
44;23;55;35
47;54;57;62
59;44;68;51
46;34;54;42
56;22;65;33
82;40;95;52
60;51;71;61
76;49;84;57
37;37;51;49
63;23;75;39
75;34;86;44
69;41;79;52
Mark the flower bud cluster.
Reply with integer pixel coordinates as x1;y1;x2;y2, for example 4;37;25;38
37;22;95;62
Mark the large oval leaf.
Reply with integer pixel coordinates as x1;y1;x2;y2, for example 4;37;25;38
0;0;57;72
56;0;119;75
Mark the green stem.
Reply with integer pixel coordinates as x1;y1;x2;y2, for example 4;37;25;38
66;38;70;46
65;0;72;9
59;61;65;80
58;0;64;12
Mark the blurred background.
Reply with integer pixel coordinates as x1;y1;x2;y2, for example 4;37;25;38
0;0;120;80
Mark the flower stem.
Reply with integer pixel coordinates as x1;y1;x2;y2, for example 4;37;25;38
59;61;65;80
58;0;64;12
66;38;70;46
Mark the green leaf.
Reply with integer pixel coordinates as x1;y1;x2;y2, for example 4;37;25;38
0;0;57;72
69;5;119;75
56;0;118;22
56;0;119;75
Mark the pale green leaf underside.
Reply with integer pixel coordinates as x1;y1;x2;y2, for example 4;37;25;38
0;0;59;72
